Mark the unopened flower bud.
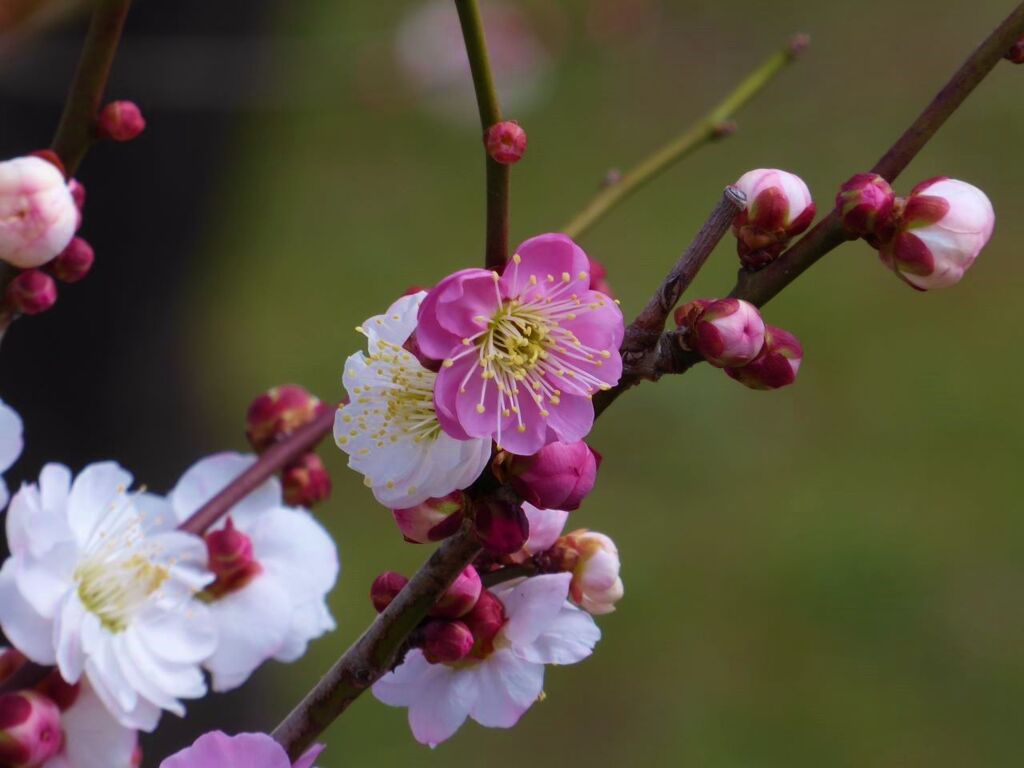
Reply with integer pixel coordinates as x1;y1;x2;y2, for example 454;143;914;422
432;566;482;619
507;440;599;512
836;173;896;238
0;156;77;269
97;101;146;142
5;270;57;316
246;384;327;452
68;180;86;211
1006;37;1024;63
690;298;765;368
371;571;408;613
462;589;506;657
673;298;712;338
588;256;613;297
556;530;623;615
204;518;261;598
484;121;527;165
393;491;468;544
50;237;94;284
420;620;475;665
282;453;331;507
0;690;63;768
473;497;529;555
878;177;994;291
33;671;79;712
732;168;815;269
725;325;803;390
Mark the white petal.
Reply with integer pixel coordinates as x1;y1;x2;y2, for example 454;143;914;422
372;649;438;707
495;573;573;649
251;507;339;597
55;681;137;768
467;650;544;729
67;462;133;546
0;400;23;474
6;464;74;558
518;603;600;665
0;557;57;664
362;292;425;349
15;543;76;618
54;593;90;682
408;664;476;747
169;452;282;528
114;632;187;714
523;504;568;554
273;598;335;664
133;603;218;665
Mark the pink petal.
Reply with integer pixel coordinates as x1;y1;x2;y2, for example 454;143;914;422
502;234;590;297
543;393;594;446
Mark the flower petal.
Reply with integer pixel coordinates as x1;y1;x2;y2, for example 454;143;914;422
495;573;573;648
467;649;544;728
0;557;57;664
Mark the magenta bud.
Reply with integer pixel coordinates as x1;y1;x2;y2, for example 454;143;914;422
484;121;527;165
420;620;475;665
690;298;765;368
282;453;332;507
588;256;613;297
462;589;506;658
371;571;408;613
432;565;482;619
392;491;468;544
1006;37;1024;63
836;173;896;238
725;325;803;390
508;440;599;512
204;518;262;598
5;270;57;316
0;691;63;768
97;101;146;142
246;384;327;452
473;497;529;555
50;237;94;284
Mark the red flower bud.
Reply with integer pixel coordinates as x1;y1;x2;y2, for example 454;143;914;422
1006;37;1024;63
50;237;94;284
462;589;506;658
5;270;57;316
282;453;332;507
725;325;803;390
835;173;896;239
690;298;765;368
392;491;468;544
420;620;475;665
733;168;815;269
0;690;63;768
204;518;262;598
484;121;527;165
588;256;614;297
473;497;528;555
97;101;146;142
246;384;327;452
508;440;599;512
371;571;408;613
431;565;482;619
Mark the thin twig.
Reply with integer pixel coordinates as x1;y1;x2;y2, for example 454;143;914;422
273;526;482;760
454;0;509;270
560;35;807;241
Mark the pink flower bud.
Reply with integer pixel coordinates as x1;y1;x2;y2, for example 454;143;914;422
473;497;529;555
371;571;408;613
878;177;994;291
588;256;614;297
246;385;327;452
835;173;896;238
431;566;482;619
725;325;803;390
204;518;262;598
0;156;77;269
5;270;57;316
282;453;332;507
1006;37;1024;63
558;530;623;615
33;671;80;712
690;298;765;368
392;491;468;544
732;168;815;269
462;589;506;658
97;101;146;142
50;237;94;284
484;121;527;165
507;440;599;512
0;691;63;768
420;620;475;665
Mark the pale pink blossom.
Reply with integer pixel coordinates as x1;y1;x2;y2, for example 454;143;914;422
562;530;623;615
0;156;77;269
732;168;816;268
159;731;323;768
0;399;23;510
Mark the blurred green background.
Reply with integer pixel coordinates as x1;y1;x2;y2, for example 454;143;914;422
12;0;1024;765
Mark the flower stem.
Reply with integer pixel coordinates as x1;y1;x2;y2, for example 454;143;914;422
560;35;807;241
178;406;335;535
454;0;509;270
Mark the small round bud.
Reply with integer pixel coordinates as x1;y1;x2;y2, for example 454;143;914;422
246;384;328;452
420;620;475;665
878;177;994;291
282;453;332;507
473;497;529;555
1006;37;1024;63
0;690;63;768
484;121;527;165
371;571;408;613
462;589;506;658
836;173;896;239
431;565;482;619
732;168;815;269
6;270;57;316
204;518;262;598
50;237;94;284
555;529;623;615
690;298;765;368
507;440;599;512
97;101;146;142
725;325;803;390
392;491;468;544
0;156;77;269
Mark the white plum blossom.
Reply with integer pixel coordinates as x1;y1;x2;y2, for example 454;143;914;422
335;291;491;507
0;156;78;269
0;462;216;731
45;679;139;768
169;453;339;692
0;399;23;510
373;573;599;747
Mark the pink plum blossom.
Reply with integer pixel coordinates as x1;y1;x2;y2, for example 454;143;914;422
0;399;23;510
159;731;323;768
418;234;624;456
0;156;77;269
373;573;599;747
